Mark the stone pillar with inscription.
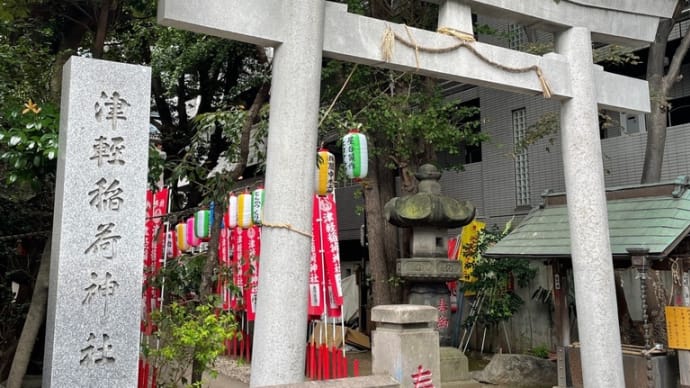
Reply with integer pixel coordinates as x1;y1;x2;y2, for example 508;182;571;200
43;56;151;387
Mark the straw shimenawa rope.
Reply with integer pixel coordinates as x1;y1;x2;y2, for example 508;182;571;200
261;221;312;239
381;24;552;98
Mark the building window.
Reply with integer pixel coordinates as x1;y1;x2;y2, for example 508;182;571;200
463;98;482;164
508;24;526;50
437;99;482;168
668;95;690;127
513;108;530;207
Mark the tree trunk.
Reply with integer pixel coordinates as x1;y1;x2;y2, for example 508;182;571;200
641;18;673;184
641;2;690;183
48;17;87;104
364;164;393;307
6;237;50;388
377;159;404;304
91;0;114;59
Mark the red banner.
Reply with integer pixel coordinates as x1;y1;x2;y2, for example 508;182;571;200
308;194;343;319
151;189;169;319
144;190;154;275
231;227;245;311
308;196;325;317
245;226;261;321
151;188;169;272
143;190;154;334
319;194;343;318
218;227;231;310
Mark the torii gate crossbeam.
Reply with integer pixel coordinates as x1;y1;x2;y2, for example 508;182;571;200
159;0;651;113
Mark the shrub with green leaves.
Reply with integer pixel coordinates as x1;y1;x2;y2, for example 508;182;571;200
145;301;238;388
527;344;550;359
0;100;59;189
462;220;537;327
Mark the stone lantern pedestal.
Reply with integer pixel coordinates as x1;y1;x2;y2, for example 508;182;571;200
384;164;475;345
385;164;474;386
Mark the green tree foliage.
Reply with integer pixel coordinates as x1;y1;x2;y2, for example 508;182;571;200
0;21;53;106
0;101;59;190
319;60;485;305
145;301;237;388
461;222;536;326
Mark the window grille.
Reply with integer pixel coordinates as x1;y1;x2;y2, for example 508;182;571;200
513;108;530;207
508;24;525;50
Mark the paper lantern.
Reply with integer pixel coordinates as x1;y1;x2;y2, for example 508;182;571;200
252;186;265;225
195;209;211;241
176;222;188;252
186;217;201;247
342;129;368;179
237;190;253;229
315;149;336;196
225;193;238;229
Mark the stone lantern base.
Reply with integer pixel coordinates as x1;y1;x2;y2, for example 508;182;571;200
397;258;462;346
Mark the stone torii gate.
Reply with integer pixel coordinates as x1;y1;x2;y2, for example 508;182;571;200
158;1;676;386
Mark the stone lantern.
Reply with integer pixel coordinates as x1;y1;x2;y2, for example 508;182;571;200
384;164;475;345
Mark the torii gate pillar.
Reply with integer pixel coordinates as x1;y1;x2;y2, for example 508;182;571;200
557;27;623;388
249;1;325;387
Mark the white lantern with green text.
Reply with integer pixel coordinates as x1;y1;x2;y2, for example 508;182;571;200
252;185;265;225
194;209;211;241
342;129;368;179
315;148;336;196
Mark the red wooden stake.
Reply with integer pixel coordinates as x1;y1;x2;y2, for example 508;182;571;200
142;361;149;388
353;359;360;377
137;359;145;388
323;344;330;380
340;350;347;378
310;342;316;379
151;367;157;388
335;348;342;378
331;347;338;378
316;342;322;380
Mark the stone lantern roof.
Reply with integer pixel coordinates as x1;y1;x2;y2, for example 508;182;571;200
384;164;475;229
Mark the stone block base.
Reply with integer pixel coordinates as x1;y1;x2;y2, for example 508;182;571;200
440;346;470;383
262;375;400;387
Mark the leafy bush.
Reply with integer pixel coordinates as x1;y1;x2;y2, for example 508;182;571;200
0;100;59;190
527;344;550;359
461;220;537;326
145;301;238;388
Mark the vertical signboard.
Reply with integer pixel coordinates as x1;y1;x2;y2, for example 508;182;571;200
43;56;151;387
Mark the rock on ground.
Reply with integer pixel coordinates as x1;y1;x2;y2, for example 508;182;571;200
471;354;557;388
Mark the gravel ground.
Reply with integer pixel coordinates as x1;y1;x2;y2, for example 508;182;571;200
213;356;252;384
